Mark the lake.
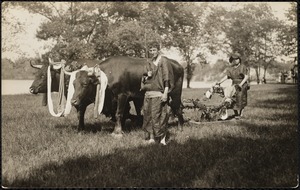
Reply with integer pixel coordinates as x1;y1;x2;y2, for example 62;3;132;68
2;80;34;95
2;79;256;95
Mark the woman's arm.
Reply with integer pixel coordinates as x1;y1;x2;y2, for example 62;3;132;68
239;74;249;87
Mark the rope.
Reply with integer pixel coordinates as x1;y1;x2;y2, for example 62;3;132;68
46;65;108;118
57;66;65;113
63;71;79;116
47;66;65;117
94;69;108;117
94;84;100;118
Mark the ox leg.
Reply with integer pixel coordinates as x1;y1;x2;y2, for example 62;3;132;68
176;106;184;132
112;94;128;137
170;98;184;132
42;93;47;106
133;98;144;127
76;106;87;131
110;98;118;122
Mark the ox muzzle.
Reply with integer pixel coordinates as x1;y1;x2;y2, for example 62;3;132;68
29;86;40;94
71;99;80;106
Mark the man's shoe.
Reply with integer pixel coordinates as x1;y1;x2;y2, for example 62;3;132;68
160;135;167;145
146;139;155;144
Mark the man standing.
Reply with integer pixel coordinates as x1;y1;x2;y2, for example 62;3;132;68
141;42;174;145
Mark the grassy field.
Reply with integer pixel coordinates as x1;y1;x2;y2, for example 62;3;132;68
1;84;298;188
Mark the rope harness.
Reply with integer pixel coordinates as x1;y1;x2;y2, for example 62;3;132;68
47;66;66;117
46;64;107;118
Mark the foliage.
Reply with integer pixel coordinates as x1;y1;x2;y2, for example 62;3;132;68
215;3;284;83
1;58;37;80
16;2;226;86
277;2;297;56
2;3;26;55
5;2;295;84
193;59;228;81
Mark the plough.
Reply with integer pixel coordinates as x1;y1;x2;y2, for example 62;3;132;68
182;84;238;123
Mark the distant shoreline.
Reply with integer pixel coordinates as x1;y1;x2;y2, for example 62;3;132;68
2;80;34;95
1;80;267;95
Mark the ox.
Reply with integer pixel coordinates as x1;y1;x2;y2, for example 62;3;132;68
29;58;119;121
67;56;184;136
29;59;102;101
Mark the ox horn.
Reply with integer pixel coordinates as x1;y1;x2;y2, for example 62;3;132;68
48;57;54;64
79;65;92;76
48;58;64;70
30;60;43;69
62;66;73;76
39;52;43;61
87;68;95;76
93;66;102;77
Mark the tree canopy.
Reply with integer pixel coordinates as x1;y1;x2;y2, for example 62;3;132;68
3;2;296;83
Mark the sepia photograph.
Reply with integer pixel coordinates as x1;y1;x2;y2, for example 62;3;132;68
1;1;298;188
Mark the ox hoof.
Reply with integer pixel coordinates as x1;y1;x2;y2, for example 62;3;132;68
111;132;123;138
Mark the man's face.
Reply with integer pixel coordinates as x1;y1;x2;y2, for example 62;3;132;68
149;47;159;58
230;58;240;67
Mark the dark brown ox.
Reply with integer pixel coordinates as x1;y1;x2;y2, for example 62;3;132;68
29;58;135;126
70;56;184;136
29;58;102;96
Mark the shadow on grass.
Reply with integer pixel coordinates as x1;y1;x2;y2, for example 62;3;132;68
54;114;179;134
54;121;110;133
3;133;298;188
249;84;297;106
3;85;298;188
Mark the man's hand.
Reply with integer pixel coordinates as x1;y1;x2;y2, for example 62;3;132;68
235;84;242;91
161;93;168;102
215;82;220;86
161;87;169;102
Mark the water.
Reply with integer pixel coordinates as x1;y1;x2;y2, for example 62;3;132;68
2;80;34;95
1;80;257;95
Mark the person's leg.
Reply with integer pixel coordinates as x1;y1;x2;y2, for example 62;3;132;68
142;97;154;142
239;86;247;118
151;97;168;143
159;102;169;145
233;109;239;119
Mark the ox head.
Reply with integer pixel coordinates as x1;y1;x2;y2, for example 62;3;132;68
69;70;100;107
29;57;65;94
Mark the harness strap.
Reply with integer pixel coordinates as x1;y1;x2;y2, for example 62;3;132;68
47;66;65;117
64;71;79;116
95;70;108;116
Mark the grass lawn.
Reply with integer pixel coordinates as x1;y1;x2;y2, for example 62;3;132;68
1;84;298;188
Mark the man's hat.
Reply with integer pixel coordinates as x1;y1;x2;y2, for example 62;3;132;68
148;41;160;50
229;53;241;63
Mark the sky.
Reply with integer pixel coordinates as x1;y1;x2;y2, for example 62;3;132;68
1;2;294;62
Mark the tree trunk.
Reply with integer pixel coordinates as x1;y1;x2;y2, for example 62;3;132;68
187;78;191;88
255;67;260;84
186;62;192;88
263;67;267;79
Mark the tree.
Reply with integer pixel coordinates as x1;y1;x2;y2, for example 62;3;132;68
161;2;209;88
277;2;297;57
220;3;282;84
20;2;165;60
2;2;27;57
